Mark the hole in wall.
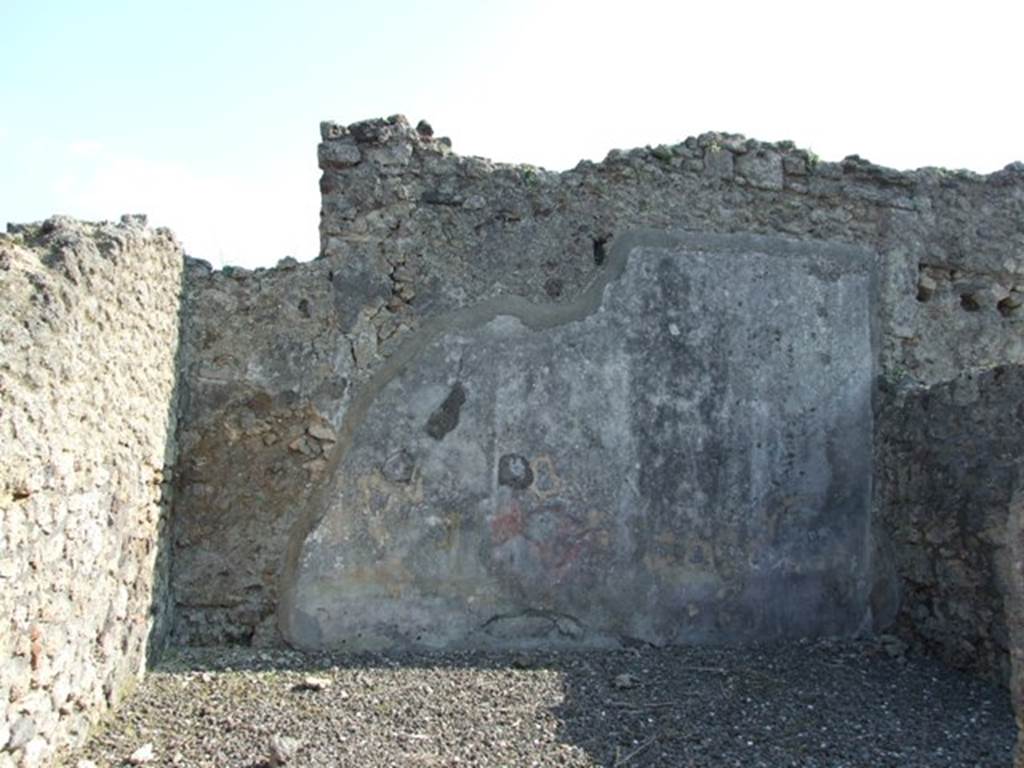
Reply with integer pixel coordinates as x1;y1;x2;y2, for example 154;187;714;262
916;264;937;303
544;278;563;298
997;297;1020;318
425;382;467;441
960;293;981;312
593;236;610;266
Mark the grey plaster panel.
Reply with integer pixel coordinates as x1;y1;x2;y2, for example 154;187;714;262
281;230;876;650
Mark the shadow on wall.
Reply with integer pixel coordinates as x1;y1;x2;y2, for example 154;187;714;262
144;258;190;670
876;364;1024;683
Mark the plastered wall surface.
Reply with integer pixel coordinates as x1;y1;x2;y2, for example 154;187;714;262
283;231;877;650
0;217;183;767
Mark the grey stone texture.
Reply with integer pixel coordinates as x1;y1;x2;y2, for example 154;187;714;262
0;217;183;767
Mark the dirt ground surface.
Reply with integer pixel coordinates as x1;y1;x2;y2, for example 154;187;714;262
64;638;1015;767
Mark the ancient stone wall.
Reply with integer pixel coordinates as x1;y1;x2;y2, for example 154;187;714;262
878;365;1024;681
0;217;183;767
170;256;343;645
171;115;1024;671
2;115;1022;762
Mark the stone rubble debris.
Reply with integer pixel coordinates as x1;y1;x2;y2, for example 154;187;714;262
267;734;301;766
127;742;155;764
298;675;332;691
613;673;640;690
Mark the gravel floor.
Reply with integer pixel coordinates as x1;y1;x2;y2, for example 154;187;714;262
64;638;1014;767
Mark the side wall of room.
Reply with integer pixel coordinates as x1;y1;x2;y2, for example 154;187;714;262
0;217;184;767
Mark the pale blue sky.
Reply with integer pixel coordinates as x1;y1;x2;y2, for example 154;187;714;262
2;1;1021;267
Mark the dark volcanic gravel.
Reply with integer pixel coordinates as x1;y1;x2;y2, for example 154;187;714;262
64;638;1014;767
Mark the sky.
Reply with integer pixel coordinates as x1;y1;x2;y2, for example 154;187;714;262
1;1;1021;268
